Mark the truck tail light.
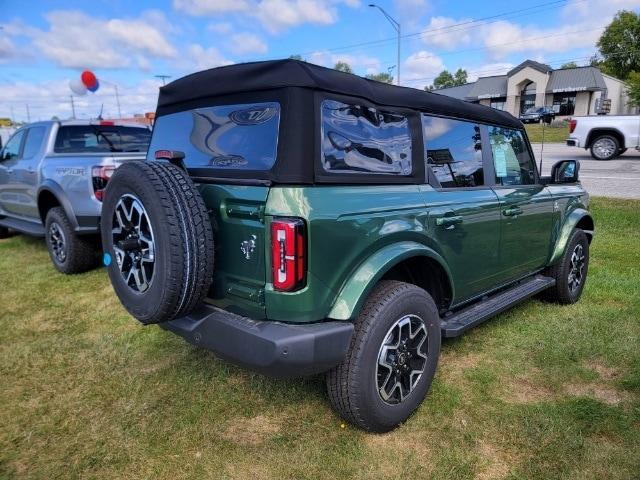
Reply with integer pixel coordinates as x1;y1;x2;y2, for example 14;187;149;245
91;165;115;201
271;218;306;291
569;119;577;134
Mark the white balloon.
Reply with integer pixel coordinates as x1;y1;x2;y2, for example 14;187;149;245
69;78;88;96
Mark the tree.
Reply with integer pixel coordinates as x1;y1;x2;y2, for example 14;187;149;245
626;71;640;107
597;10;640;79
560;61;578;69
428;68;468;90
365;72;394;84
289;54;305;61
334;61;353;74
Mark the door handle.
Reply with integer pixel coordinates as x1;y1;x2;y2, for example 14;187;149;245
502;206;523;217
436;215;463;227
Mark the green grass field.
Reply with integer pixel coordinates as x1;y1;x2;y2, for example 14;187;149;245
1;198;639;480
525;123;569;144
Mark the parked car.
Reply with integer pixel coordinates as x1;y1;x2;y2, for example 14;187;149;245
519;106;556;124
101;60;594;432
567;114;640;160
0;120;151;273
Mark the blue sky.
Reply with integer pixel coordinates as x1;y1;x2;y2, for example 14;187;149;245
1;0;639;121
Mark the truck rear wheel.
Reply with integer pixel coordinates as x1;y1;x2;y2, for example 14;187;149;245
590;135;619;160
45;207;99;274
101;161;214;325
326;281;441;432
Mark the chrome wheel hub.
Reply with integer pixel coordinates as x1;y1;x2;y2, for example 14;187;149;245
568;244;585;293
593;138;616;159
376;314;428;405
49;222;66;263
111;194;155;293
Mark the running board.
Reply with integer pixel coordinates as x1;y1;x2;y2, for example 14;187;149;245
440;275;555;338
0;216;45;237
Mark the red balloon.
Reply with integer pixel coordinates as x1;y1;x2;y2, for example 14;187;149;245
81;70;97;89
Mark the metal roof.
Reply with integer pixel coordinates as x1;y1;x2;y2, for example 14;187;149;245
546;67;607;93
431;82;474;100
507;60;552;76
468;76;508;99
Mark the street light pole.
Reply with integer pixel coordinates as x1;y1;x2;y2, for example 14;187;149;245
154;74;171;86
369;4;400;85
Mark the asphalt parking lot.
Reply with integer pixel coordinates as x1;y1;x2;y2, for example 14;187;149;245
531;143;640;199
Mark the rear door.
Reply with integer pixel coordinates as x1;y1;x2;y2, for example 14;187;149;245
0;129;26;217
11;125;47;219
488;126;554;283
421;115;503;303
149;102;281;319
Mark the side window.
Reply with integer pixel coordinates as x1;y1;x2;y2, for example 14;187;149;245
422;115;483;188
488;127;536;185
22;127;47;160
1;130;25;161
321;99;412;175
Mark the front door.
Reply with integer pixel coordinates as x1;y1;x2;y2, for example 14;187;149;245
11;126;46;219
421;115;503;304
487;126;554;283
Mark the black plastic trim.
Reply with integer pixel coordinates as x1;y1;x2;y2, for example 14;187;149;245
161;304;354;378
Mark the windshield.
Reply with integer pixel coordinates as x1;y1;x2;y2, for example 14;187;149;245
148;102;281;170
524;107;544;114
54;125;151;153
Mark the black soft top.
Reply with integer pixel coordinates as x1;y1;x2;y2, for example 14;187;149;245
157;59;521;129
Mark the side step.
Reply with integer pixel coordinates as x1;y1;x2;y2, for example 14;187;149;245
440;275;555;338
0;216;46;237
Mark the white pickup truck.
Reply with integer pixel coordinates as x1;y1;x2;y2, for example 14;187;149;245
566;115;640;160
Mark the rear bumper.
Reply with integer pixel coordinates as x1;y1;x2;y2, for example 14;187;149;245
161;305;354;378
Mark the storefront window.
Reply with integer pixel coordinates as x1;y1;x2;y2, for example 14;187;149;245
519;82;536;115
552;93;576;116
490;97;506;110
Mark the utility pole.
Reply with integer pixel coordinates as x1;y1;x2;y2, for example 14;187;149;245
25;104;31;123
10;105;15;125
70;96;76;119
369;4;401;85
154;74;171;86
114;84;122;119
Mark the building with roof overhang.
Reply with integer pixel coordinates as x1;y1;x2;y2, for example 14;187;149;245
434;59;637;118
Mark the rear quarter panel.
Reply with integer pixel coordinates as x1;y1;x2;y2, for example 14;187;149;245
265;185;445;323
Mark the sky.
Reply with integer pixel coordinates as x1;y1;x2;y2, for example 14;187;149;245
1;0;639;122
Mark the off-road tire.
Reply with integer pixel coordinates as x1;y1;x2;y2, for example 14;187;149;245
326;281;441;432
541;228;589;304
101;161;214;325
590;135;619;160
45;207;99;274
0;226;10;239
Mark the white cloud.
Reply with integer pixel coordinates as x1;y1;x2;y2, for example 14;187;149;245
22;10;177;69
187;44;234;70
229;33;268;55
175;0;358;33
208;22;233;34
173;0;250;15
403;50;446;88
420;16;473;49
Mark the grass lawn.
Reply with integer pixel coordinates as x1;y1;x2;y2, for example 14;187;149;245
525;123;569;143
1;198;639;480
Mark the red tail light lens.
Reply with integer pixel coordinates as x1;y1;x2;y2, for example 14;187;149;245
271;218;306;291
569;119;577;134
91;165;115;201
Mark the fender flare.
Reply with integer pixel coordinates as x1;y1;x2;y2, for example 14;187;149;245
37;180;79;230
327;241;453;320
548;208;594;265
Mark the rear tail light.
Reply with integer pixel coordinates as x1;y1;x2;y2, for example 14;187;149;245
271;218;306;291
569;119;577;134
91;165;115;201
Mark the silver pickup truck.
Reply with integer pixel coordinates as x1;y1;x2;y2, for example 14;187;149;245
0;120;151;273
567;114;640;160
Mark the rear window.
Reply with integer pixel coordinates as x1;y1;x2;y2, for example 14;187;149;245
321;100;412;175
54;125;151;153
148;102;280;170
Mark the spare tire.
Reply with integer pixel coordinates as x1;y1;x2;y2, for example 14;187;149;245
100;161;214;324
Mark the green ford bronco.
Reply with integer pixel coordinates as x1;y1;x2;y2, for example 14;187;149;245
101;60;594;432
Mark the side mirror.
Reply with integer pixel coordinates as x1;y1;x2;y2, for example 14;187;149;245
551;160;579;184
